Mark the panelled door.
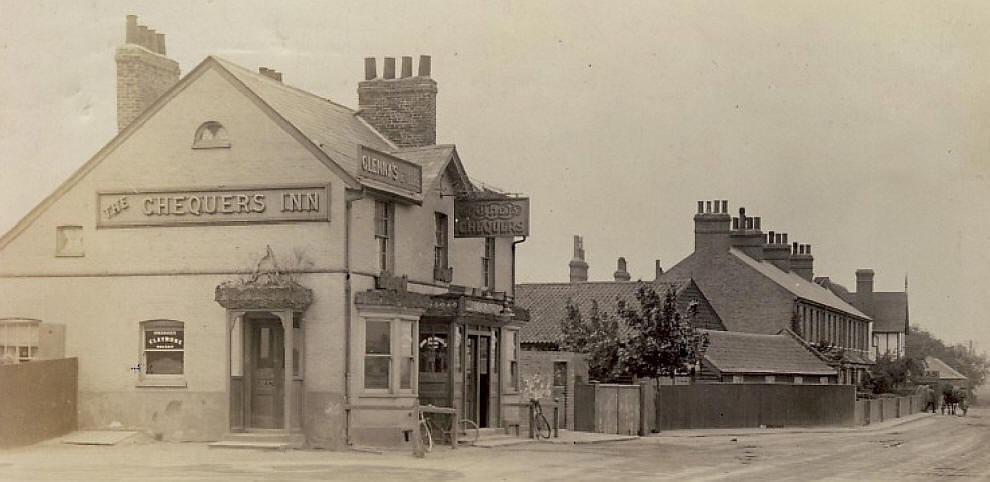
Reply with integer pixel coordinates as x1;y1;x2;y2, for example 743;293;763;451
249;320;284;429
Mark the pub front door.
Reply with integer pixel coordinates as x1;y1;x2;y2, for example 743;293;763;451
248;316;284;429
466;334;491;427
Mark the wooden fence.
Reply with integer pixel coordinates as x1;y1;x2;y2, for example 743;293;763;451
0;358;78;447
853;395;925;425
573;383;642;435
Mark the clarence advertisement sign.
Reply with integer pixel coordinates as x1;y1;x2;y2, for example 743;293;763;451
97;185;329;227
453;197;530;238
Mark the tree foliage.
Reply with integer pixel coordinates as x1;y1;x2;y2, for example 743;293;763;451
560;299;623;382
861;354;924;394
559;286;709;383
906;325;989;388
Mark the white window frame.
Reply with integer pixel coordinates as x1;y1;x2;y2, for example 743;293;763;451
482;237;495;290
361;315;418;396
504;328;519;393
138;320;187;388
0;318;41;363
374;200;394;274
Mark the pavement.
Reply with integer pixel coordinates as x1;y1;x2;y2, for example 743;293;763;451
651;411;935;438
1;408;986;481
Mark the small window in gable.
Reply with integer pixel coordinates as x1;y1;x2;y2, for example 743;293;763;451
55;225;84;257
192;121;230;149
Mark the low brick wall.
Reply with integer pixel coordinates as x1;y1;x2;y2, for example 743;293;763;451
0;358;78;447
519;350;588;430
856;395;925;426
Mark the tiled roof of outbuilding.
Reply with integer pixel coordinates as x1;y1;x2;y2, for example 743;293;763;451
924;356;967;381
702;330;837;376
515;280;691;345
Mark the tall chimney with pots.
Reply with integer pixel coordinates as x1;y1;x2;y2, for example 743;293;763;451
790;244;814;281
763;231;791;272
613;257;631;282
730;207;764;260
357;55;437;147
855;269;875;317
116;15;180;132
569;235;589;283
694;200;732;254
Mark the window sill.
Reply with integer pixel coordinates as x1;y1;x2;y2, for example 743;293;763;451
136;377;188;388
359;391;417;398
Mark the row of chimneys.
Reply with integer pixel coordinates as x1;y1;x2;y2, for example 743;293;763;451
115;16;439;148
568;235;664;283
695;199;815;280
363;56;432;80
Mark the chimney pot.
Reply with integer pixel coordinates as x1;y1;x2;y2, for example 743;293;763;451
721;200;728;213
401;56;413;78
126;15;138;44
697;201;704;214
364;57;377;80
792;242;798;254
732;217;739;230
782;233;788;245
754;216;761;230
418;55;432;77
155;33;166;55
706;201;712;213
655;260;663;280
383;57;396;79
768;230;775;243
807;245;812;254
739;207;746;219
746;217;753;230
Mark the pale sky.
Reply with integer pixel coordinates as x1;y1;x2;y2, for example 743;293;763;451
1;1;988;352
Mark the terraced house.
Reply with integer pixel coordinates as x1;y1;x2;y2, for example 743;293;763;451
661;200;874;384
0;16;531;449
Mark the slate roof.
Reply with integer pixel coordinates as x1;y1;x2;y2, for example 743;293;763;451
702;330;837;376
814;277;908;333
215;57;396;173
391;144;459;191
729;248;869;319
924;356;967;381
515;280;691;345
869;292;909;333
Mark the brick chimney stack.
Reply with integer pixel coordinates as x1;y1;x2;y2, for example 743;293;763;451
763;231;791;272
569;236;589;283
654;260;663;281
115;15;180;132
613;257;631;282
790;243;814;281
730;207;764;261
357;55;437;147
856;269;875;317
694;200;732;254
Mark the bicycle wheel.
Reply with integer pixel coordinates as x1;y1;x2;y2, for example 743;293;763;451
419;419;434;453
535;413;552;440
458;419;480;444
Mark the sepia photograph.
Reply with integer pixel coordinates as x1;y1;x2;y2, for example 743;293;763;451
0;1;988;480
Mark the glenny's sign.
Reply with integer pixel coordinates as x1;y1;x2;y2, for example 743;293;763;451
97;185;329;227
454;197;530;238
357;145;422;194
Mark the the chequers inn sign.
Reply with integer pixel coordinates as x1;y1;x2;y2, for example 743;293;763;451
453;197;530;238
97;185;330;227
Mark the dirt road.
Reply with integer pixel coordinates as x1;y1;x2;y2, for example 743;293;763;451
1;408;987;481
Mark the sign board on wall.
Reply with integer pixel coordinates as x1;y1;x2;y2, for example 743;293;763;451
453;197;530;238
357;145;422;194
97;185;329;228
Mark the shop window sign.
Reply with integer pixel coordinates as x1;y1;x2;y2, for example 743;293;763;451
144;327;184;375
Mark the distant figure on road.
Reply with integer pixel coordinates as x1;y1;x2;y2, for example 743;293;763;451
925;386;937;413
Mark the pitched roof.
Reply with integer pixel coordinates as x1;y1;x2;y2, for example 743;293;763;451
702;330;837;376
729;248;869;319
924;356;967;381
515;280;691;345
215;57;396;173
815;278;908;333
390;144;471;193
872;292;909;333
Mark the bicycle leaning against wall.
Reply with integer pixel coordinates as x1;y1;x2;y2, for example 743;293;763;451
417;406;481;453
531;399;552;440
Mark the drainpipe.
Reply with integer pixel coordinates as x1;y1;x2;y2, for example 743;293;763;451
510;236;527;299
344;188;364;446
